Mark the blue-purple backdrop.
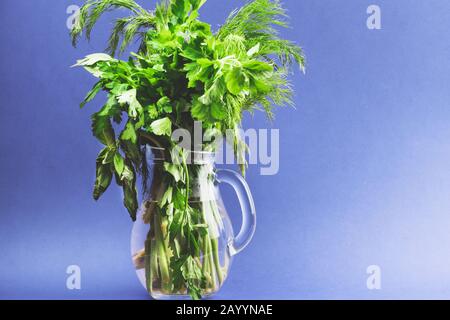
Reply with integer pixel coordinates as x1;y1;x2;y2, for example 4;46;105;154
1;0;450;299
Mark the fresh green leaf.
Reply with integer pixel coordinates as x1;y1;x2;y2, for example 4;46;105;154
199;77;226;105
196;58;214;67
73;53;113;67
153;64;165;72
159;185;173;208
120;121;137;144
169;208;184;237
113;153;125;175
225;67;246;95
251;76;272;94
185;62;213;88
120;162;138;221
80;81;103;108
247;43;260;57
164;163;184;182
91;114;115;146
149;117;172;136
117;89;143;119
243;60;273;72
180;46;203;60
182;255;203;281
147;104;159;119
190;0;206;11
93;150;113;200
101;147;116;164
210;102;227;120
123;182;138;221
170;0;190;21
191;99;208;121
157;97;172;113
98;95;119;116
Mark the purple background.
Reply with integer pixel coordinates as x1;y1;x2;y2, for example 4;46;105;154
1;0;450;299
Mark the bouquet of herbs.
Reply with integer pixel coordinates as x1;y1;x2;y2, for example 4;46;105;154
72;0;304;299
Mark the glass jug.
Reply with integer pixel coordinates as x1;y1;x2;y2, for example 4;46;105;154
131;147;256;299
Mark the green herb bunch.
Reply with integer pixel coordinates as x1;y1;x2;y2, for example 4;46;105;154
72;0;304;299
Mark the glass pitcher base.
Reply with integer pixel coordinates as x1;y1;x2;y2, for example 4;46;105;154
130;149;256;300
135;268;222;300
150;291;216;300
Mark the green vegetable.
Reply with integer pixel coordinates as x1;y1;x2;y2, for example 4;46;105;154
72;0;304;299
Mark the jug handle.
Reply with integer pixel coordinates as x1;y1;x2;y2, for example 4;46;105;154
215;169;256;256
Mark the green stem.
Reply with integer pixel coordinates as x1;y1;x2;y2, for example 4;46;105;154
154;212;171;292
207;237;217;290
202;235;214;289
202;235;209;274
150;239;159;290
182;157;190;213
144;233;152;293
211;237;223;285
204;193;224;287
